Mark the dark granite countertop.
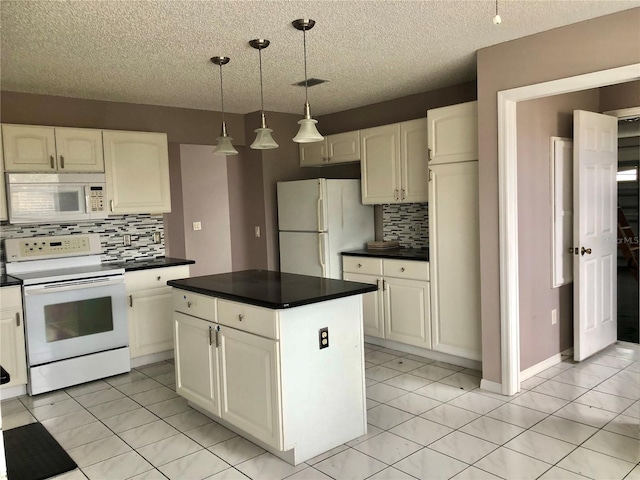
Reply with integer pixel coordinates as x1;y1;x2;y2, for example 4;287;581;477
0;275;22;287
106;257;195;272
168;269;377;309
341;248;429;262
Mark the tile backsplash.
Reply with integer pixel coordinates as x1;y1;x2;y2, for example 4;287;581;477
382;203;429;248
0;214;165;273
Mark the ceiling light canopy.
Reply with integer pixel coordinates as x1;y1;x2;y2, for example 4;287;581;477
211;56;238;156
292;18;323;144
249;39;278;150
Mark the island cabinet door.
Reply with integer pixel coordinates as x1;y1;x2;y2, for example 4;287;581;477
173;312;220;416
218;325;283;450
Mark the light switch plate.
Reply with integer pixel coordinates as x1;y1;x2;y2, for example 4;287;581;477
193;222;202;231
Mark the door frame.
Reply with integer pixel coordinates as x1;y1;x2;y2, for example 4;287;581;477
497;63;640;396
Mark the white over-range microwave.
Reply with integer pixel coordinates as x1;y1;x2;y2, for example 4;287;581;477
6;173;108;224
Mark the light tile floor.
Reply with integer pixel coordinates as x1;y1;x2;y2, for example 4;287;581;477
2;342;640;480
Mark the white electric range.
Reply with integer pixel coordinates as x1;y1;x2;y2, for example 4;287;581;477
6;234;130;395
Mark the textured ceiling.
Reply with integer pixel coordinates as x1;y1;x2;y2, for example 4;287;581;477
1;0;638;116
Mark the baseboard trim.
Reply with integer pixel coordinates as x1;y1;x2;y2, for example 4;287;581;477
480;379;503;394
520;353;562;381
0;384;27;400
364;336;481;371
131;350;174;368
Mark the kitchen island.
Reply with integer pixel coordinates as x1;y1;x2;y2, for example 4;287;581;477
168;270;377;466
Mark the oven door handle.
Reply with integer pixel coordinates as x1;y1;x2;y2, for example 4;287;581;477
24;276;125;295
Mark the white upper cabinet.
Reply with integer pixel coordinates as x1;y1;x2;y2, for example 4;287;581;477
400;118;429;203
361;118;429;204
103;130;171;214
427;101;478;165
2;124;104;172
360;123;401;204
299;130;360;167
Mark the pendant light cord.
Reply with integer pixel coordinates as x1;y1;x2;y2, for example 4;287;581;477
303;27;309;105
218;64;225;124
495;0;498;16
258;47;265;114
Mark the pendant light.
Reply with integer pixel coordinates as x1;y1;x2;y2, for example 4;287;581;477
211;56;238;155
493;0;502;24
249;39;278;150
292;19;323;143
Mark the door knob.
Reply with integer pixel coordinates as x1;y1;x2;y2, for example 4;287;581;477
581;247;592;256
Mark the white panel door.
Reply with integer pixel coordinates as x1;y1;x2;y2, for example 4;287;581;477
2;124;56;172
299;141;326;167
174;312;220;415
103;130;171;214
279;231;329;277
573;110;618;362
428;161;481;361
427;101;478;165
54;128;104;172
400;118;429;203
277;179;326;232
129;287;174;358
360;124;401;204
343;272;384;338
384;277;431;349
0;308;27;388
218;325;282;450
327;131;360;164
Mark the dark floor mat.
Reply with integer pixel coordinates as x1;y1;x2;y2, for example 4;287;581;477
3;422;77;480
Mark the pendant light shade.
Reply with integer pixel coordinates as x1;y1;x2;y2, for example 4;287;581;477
249;39;278;150
292;19;323;144
211;56;238;156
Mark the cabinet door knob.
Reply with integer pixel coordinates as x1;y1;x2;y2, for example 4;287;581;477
50;155;55;169
15;312;20;327
128;295;133;307
401;267;405;272
209;326;213;346
187;301;192;308
157;276;161;281
110;200;114;212
238;314;244;321
357;263;362;268
60;155;65;169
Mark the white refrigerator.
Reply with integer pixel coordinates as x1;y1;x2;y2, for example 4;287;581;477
277;178;374;279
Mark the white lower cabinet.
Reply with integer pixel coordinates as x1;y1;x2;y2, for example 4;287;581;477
174;311;220;414
172;288;366;465
126;265;190;359
218;326;281;449
343;256;430;348
0;286;27;389
384;277;431;349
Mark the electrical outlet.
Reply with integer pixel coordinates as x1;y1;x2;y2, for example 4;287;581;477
193;221;202;231
319;327;329;349
123;234;131;246
153;232;161;244
551;309;557;325
255;226;261;238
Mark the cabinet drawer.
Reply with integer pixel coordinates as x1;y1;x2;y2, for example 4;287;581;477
218;300;279;340
342;256;383;275
126;265;190;292
173;290;216;322
0;286;22;309
383;259;429;281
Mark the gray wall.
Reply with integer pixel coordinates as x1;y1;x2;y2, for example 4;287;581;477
516;90;599;371
477;7;640;383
